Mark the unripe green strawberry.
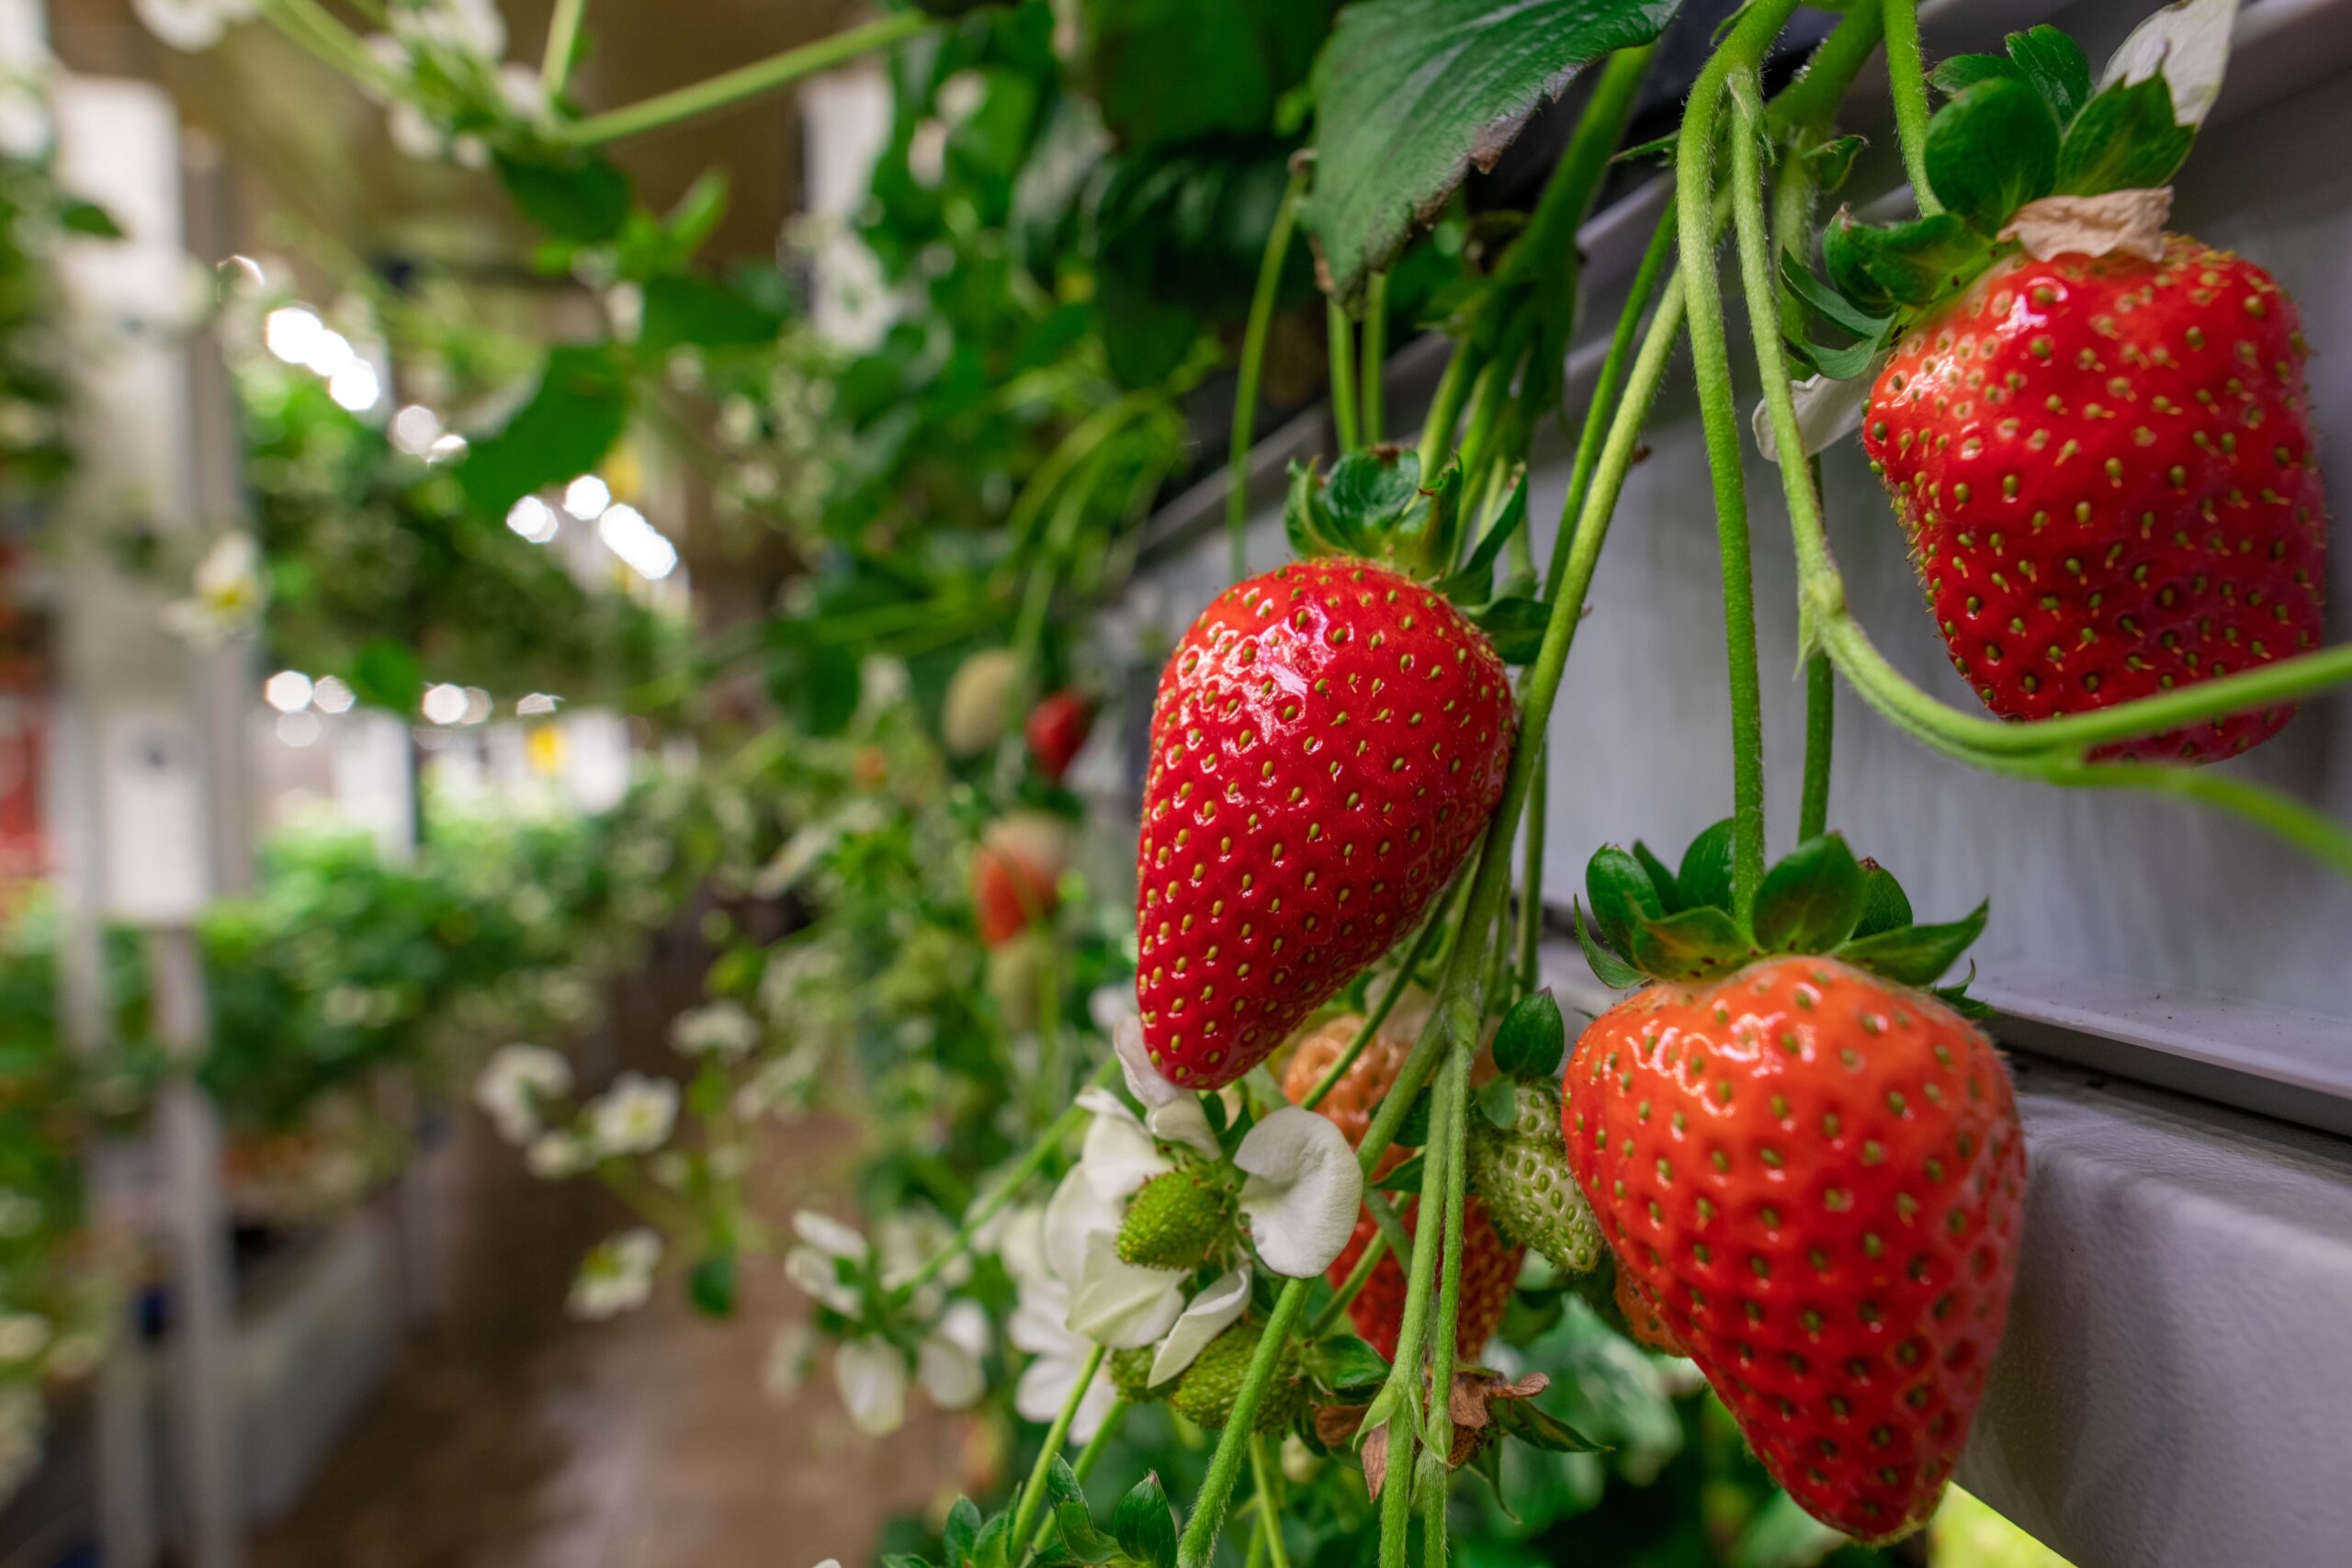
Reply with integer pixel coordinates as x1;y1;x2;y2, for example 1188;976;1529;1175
1109;1345;1161;1404
1115;1165;1238;1271
1135;558;1515;1089
1167;1319;1303;1432
1466;1078;1601;1273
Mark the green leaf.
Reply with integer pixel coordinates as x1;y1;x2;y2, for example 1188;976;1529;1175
1437;475;1529;600
1583;846;1663;953
57;198;122;238
1802;133;1865;194
1492;990;1566;1077
1079;0;1334;152
944;1497;984;1564
1573;902;1647;990
457;344;631;518
1630;841;1681;913
346;640;424;715
1822;211;1991;315
2006;25;2093;125
1924;75;2059;235
638;274;782;354
971;1509;1014;1568
1096;272;1202;389
1750;834;1868;954
1469;596;1551;665
1326;447;1421;532
1055;1499;1122;1566
1778;251;1893;342
1477;1074;1521;1130
1835;903;1990;987
1306;0;1685;307
2054;76;2194;196
1928;53;2020;96
1113;1474;1178;1568
1375;1152;1427;1190
768;640;862;738
1675;819;1736;916
1627;907;1751;983
661;169;730;257
1852;861;1914;938
1490;1393;1606;1453
1093;136;1306;320
1394;1087;1434;1148
493;152;632;243
1308;1334;1391;1393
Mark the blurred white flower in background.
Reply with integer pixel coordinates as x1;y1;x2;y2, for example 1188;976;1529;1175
780;1211;994;1437
473;1043;571;1144
525;1131;589;1179
389;0;504;57
568;1229;661;1321
130;0;254;54
669;999;761;1062
0;1314;50;1365
163;533;266;645
588;1072;679;1155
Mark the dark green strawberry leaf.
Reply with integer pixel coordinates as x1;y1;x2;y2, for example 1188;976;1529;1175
1114;1474;1179;1568
58;198;122;238
1751;833;1867;954
1803;133;1866;194
1779;251;1893;343
687;1249;738;1317
1630;841;1682;913
457;344;631;518
944;1497;984;1564
1394;1088;1434;1148
1306;0;1684;307
1375;1151;1428;1190
2006;25;2093;125
1308;1334;1391;1394
347;638;424;715
1928;53;2020;96
1438;475;1530;601
1585;846;1663;953
1628;908;1750;983
1055;1497;1121;1565
1477;1074;1521;1130
1675;819;1736;916
766;639;862;738
1852;860;1914;939
1492;989;1566;1077
1491;1393;1605;1453
1924;75;2059;236
972;1509;1015;1568
1574;903;1647;989
493;151;632;243
2054;75;2193;196
639;274;783;354
1835;902;1989;987
1466;1434;1513;1516
1823;211;1992;315
1078;0;1332;152
1469;596;1551;664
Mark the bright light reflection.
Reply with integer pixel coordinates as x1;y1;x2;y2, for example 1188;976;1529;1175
427;433;469;463
461;687;492;725
390;404;441;454
563;474;611;519
422;682;469;726
265;307;325;364
516;693;560;716
263;670;313;713
311;675;356;714
329;360;380;412
598;502;677;580
505;496;559;544
277;711;321;748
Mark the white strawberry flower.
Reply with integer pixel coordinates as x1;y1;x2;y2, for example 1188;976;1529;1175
587;1072;678;1156
568;1229;661;1320
1002;1205;1121;1441
1234;1108;1363;1278
669;999;762;1061
163;533;266;644
130;0;254;53
474;1043;571;1144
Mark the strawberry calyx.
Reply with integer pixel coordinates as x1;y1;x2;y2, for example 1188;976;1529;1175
1789;8;2227;378
1572;822;1990;1015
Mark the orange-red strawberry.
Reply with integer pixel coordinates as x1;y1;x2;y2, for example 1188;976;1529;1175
1135;558;1513;1089
1025;689;1093;783
1283;1015;1521;1365
1864;235;2327;760
1566;957;2026;1544
972;812;1074;947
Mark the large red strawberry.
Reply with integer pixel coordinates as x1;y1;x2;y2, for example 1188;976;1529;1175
1864;236;2325;759
1283;1014;1521;1364
1136;557;1514;1089
1568;828;2025;1543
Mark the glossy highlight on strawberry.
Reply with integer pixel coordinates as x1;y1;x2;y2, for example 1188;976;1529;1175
1135;558;1513;1089
1864;236;2328;760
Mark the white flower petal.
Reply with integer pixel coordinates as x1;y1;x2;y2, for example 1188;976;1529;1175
834;1337;908;1437
1146;1096;1220;1159
1148;1267;1251;1387
1114;1012;1183;1107
1065;1373;1121;1443
997;1204;1052;1289
1067;1235;1188;1348
1755;369;1878;466
792;1210;867;1258
1015;1349;1081;1426
2101;0;2234;126
918;1314;987;1411
1077;1096;1169;1201
1236;1108;1364;1279
784;1247;860;1315
1044;1168;1123;1287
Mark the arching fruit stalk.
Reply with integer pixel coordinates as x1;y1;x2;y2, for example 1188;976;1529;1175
1566;824;2026;1543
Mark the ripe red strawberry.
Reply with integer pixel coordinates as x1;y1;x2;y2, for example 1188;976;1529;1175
1283;1015;1521;1364
1025;689;1093;783
972;812;1074;947
1566;957;2026;1544
1863;234;2327;761
1135;558;1514;1089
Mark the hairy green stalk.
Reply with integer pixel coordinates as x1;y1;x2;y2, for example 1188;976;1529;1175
1231;168;1309;581
1250;1435;1293;1568
541;0;589;96
1883;0;1942;216
1329;299;1363;454
1009;1344;1106;1553
557;11;929;146
1801;651;1836;840
1363;272;1390;446
1416;344;1479;480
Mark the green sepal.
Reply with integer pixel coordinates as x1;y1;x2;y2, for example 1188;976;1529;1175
1823;209;1992;315
1394;1087;1434;1148
1491;988;1566;1078
1283;457;1347;558
1834;902;1989;987
1630;841;1683;913
1113;1474;1178;1568
1375;1152;1427;1191
1584;845;1665;953
2006;26;2094;125
970;1509;1014;1568
1437;475;1529;601
2055;74;2194;196
1852;859;1915;938
1924;75;2059;236
687;1248;738;1317
1401;459;1467;581
1307;1334;1391;1396
1573;902;1647;991
1750;833;1868;954
1489;1392;1605;1454
1778;252;1896;380
1627;907;1751;983
1328;446;1422;534
1928;52;2021;96
1476;1074;1521;1131
1468;596;1552;665
1934;964;1998;1022
1674;818;1737;917
944;1497;984;1565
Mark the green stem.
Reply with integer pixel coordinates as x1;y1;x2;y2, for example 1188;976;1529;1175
1362;272;1390;447
1231;168;1309;581
1415;345;1478;480
1362;1190;1415;1285
888;1057;1115;1305
556;11;930;146
541;0;590;97
1310;1227;1390;1337
1328;299;1362;454
2043;763;2352;880
1375;1431;1414;1568
1883;0;1942;216
1250;1436;1293;1568
1173;1275;1312;1568
255;0;406;94
1024;1398;1130;1561
1800;651;1835;840
1416;1043;1472;1567
1009;1344;1106;1553
1519;751;1546;993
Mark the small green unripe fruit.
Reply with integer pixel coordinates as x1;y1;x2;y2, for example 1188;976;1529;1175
1109;1345;1161;1403
1467;1077;1602;1272
1168;1320;1303;1432
1115;1166;1238;1270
